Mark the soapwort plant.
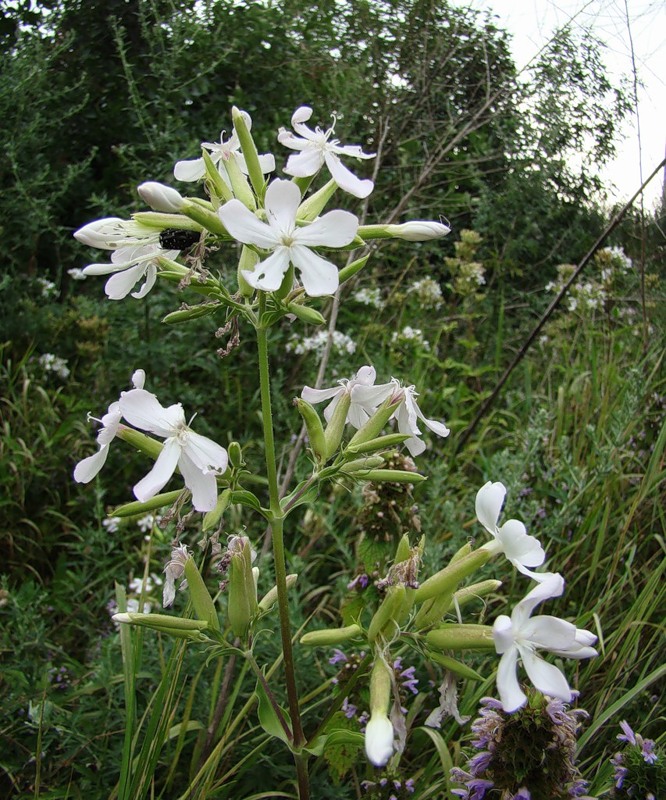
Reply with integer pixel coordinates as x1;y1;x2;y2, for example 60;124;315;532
73;105;598;798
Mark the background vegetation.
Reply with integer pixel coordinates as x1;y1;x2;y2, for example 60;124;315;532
0;0;664;797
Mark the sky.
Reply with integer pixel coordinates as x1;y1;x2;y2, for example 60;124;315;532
450;0;665;209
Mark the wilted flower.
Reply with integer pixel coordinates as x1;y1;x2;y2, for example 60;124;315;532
219;178;358;296
492;573;597;712
163;544;189;607
389;381;450;457
174;110;275;183
119;388;228;512
476;481;546;579
278;105;375;198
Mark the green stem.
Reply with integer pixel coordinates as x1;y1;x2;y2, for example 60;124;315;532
256;293;309;798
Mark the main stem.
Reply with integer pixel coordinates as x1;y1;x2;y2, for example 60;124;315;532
256;295;309;799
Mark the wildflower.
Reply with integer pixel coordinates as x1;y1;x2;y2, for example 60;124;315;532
278;105;375;198
476;481;546;579
219;178;357;296
365;656;395;767
302;365;382;427
67;267;87;280
74;370;146;485
492;573;597;712
102;517;121;533
82;242;180;300
174;111;275;183
611;719;664;798
407;276;443;308
74;217;163;250
162;544;189;607
36;277;58;299
389;381;450;457
451;694;590;799
352;286;384;308
38;353;70;380
137;513;160;533
391;326;430;351
119;388;228;512
286;330;356;356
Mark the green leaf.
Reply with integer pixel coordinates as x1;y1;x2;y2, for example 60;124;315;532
255;679;292;747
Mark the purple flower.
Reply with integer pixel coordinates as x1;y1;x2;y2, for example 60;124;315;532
329;648;348;666
618;719;636;744
341;697;357;719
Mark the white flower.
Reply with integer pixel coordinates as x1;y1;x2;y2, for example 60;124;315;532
174;111;275;183
302;365;387;429
286;330;356;356
82;243;180;300
218;178;358;296
102;516;121;533
137;182;184;212
476;481;546;578
38;353;70;380
492;573;598;712
364;714;394;767
278;106;375;198
119;389;228;512
74;370;146;484
389;381;450;457
352;287;383;308
67;268;87;281
74;218;162;250
36;277;58;299
408;277;442;308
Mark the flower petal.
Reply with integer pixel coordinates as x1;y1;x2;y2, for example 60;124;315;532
296;209;358;248
133;438;181;501
264;178;301;234
521;648;572;702
182;430;228;473
242;247;291;292
178;451;218;511
289;244;339;297
284;148;326;177
364;715;394;767
496;647;526;712
324;151;374;198
475;481;506;536
131;263;157;300
119;389;184;437
74;445;110;483
105;263;147;300
218;199;278;249
497;519;545;568
174;157;206;182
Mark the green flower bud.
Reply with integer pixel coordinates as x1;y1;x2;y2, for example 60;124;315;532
232;106;265;198
113;612;209;633
112;490;182;518
347;397;401;449
426;623;495;651
355;469;426;484
227;441;244;469
324;390;351;460
227;535;258;638
414;591;454;630
116;426;163;460
297;178;337;221
451;579;502;611
258;574;298;612
426;651;485;681
224;151;256;210
345;433;411;455
414;547;492;604
368;585;407;643
181;199;228;235
286;301;326;326
162;303;218;324
295;398;327;465
338;254;370;284
340;456;385;474
134;212;202;231
184;557;220;631
300;623;363;646
202;488;232;532
201;148;233;204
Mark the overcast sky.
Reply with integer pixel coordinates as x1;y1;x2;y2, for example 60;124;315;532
450;0;665;209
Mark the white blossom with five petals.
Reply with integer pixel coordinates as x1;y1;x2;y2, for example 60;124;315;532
476;481;547;579
278;106;375;198
492;572;598;712
218;178;358;296
174;110;275;184
119;389;228;512
301;365;384;428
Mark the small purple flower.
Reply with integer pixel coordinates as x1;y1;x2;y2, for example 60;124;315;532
512;790;531;800
341;697;357;719
405;778;415;794
618;719;636;744
347;573;370;591
329;648;348;666
642;738;658;764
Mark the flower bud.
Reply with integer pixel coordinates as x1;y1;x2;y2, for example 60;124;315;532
286;302;326;326
295;398;327;465
414;547;492;603
368;585;407;643
184;557;220;631
228;441;244;469
201;148;233;204
297;178;337;221
387;221;451;241
258;574;298;612
337;254;370;284
300;623;363;646
346;396;402;450
202;488;232;532
112;489;183;518
365;657;394;767
183;199;228;235
116;426;163;460
231;106;265;198
113;612;209;640
451;579;502;611
340;456;385;474
138;182;185;213
223;149;256;210
227;535;258;638
426;623;495;651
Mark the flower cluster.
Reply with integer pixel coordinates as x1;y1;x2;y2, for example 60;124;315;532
407;276;443;308
286;329;357;356
302;365;449;456
451;694;590;799
391;326;431;351
611;720;664;799
38;352;70;380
